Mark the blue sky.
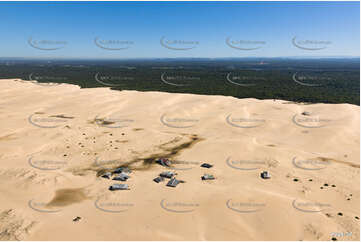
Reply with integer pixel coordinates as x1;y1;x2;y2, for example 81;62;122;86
0;1;359;58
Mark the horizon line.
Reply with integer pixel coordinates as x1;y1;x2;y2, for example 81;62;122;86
0;56;359;60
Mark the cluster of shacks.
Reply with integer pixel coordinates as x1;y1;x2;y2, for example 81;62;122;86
101;167;132;191
105;158;271;191
153;159;216;188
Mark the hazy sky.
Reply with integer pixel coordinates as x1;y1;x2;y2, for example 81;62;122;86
0;1;359;58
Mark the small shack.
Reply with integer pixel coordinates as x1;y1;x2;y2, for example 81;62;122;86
101;172;112;179
109;184;129;191
166;178;180;187
114;167;131;174
153;176;164;183
160;171;176;179
113;173;130;181
157;158;172;167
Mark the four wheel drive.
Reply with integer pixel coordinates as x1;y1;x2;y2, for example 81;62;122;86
260;171;271;179
202;174;215;180
201;163;213;168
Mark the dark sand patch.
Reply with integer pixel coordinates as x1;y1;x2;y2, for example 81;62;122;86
69;134;204;177
46;188;89;207
97;135;204;175
115;140;129;143
317;157;360;169
158;137;183;148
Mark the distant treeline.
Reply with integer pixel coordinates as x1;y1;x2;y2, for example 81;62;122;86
0;58;359;105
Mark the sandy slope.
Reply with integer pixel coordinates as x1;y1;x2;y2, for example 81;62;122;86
0;78;359;241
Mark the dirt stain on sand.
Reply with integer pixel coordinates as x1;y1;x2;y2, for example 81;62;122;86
317;157;360;169
70;134;204;177
69;134;204;177
115;140;129;143
46;188;89;207
97;134;203;176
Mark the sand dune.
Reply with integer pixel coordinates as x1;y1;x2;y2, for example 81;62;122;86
0;79;359;241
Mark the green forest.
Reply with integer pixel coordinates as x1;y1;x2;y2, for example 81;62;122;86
0;58;359;105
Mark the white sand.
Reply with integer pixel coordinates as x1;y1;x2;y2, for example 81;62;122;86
0;79;359;240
